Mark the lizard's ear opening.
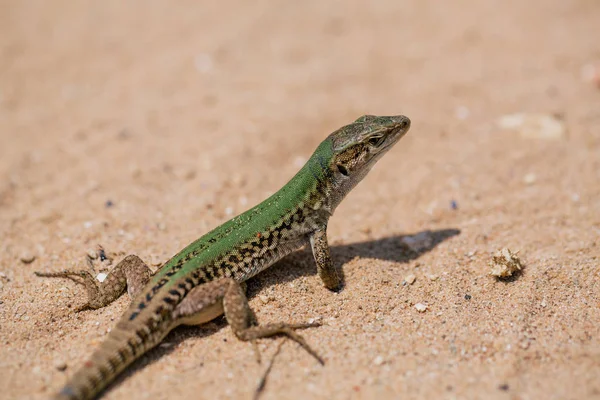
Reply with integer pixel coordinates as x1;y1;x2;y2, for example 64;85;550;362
336;164;349;176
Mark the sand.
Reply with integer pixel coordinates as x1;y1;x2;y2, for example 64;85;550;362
1;1;599;399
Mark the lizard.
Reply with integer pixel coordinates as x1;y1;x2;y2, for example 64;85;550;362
35;114;411;400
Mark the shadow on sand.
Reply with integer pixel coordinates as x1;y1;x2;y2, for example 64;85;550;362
105;228;460;396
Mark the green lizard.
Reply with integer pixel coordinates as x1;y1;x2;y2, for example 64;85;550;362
35;114;411;400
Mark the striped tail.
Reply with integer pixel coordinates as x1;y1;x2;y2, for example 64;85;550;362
54;318;171;400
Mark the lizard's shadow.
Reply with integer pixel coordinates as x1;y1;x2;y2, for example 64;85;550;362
247;227;461;294
106;228;459;396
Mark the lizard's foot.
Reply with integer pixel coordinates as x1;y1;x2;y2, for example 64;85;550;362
35;254;152;310
173;278;324;364
237;322;324;365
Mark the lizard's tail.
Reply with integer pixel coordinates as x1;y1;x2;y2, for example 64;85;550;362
53;318;171;400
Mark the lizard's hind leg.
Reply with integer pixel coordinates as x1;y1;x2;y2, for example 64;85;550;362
35;254;152;310
173;278;324;364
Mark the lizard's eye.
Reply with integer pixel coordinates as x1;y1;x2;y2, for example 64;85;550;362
368;136;384;147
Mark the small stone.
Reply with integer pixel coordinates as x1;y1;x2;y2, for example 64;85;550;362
87;249;98;260
427;274;439;281
404;274;416;285
464;294;472;300
54;360;67;371
83;221;93;229
259;295;271;305
105;200;114;208
498;383;510;391
455;106;470;120
523;173;536;184
224;207;234;216
450;199;459;210
96;273;108;283
541;300;547;308
415;303;428;313
490;248;523;278
20;252;36;264
571;193;580;202
373;355;385;366
497;113;565;140
401;231;433;253
194;53;213;73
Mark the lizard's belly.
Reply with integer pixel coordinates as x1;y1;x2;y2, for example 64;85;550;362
177;302;224;326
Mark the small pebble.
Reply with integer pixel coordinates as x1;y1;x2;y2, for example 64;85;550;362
427;274;439;281
541;300;547;308
523;173;536;184
415;303;428;312
54;361;67;371
404;274;416;285
20;252;36;264
497;113;565;140
450;199;459;210
401;231;433;253
465;294;472;300
105;200;114;208
490;248;523;278
498;383;510;391
455;106;470;120
87;249;98;260
259;295;271;305
373;355;385;366
571;193;580;202
194;53;213;73
97;273;108;282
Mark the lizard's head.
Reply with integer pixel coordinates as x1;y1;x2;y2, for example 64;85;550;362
328;115;411;192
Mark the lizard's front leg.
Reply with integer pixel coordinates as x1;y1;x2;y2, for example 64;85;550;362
35;254;152;310
310;225;342;290
173;278;324;364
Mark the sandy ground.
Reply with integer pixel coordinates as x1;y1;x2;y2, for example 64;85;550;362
1;1;600;399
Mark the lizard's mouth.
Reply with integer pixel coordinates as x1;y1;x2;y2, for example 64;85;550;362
380;125;409;152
